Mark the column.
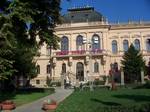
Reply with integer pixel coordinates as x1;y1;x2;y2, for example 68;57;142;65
118;34;121;53
105;76;109;85
70;34;72;51
121;69;125;85
141;70;145;84
61;74;64;89
140;34;144;50
129;33;133;45
85;33;88;51
101;32;104;49
85;56;89;81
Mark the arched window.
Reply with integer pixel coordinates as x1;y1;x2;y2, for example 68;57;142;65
112;40;118;54
134;39;140;50
37;65;40;74
61;36;69;51
62;63;66;74
123;40;129;52
47;64;51;74
76;62;84;81
94;62;99;73
76;35;83;50
146;39;150;52
92;34;100;50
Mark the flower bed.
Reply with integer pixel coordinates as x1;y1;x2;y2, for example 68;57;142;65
1;100;16;110
42;99;57;110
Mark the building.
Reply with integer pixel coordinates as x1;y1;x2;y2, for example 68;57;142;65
30;6;150;87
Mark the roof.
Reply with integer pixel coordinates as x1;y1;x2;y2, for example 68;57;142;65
62;6;105;23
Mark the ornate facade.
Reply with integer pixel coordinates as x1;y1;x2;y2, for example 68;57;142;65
30;7;150;87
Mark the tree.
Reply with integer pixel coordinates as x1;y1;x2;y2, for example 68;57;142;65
121;44;145;83
0;0;61;87
0;15;16;80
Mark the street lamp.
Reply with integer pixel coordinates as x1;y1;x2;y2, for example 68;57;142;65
83;37;98;91
46;61;51;86
47;45;52;80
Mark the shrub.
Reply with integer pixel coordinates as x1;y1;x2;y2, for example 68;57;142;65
17;87;55;93
74;87;80;91
143;80;150;89
93;79;105;85
50;82;61;87
133;80;150;89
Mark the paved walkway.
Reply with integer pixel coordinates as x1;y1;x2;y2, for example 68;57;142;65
11;88;73;112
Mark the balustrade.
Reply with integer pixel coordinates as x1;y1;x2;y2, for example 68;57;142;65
53;49;105;57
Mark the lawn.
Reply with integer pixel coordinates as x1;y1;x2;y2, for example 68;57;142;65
0;88;55;106
55;88;150;112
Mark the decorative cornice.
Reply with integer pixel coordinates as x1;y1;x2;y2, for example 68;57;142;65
55;21;150;32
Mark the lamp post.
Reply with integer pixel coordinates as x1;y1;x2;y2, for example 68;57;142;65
49;45;52;79
46;61;51;86
83;37;98;91
89;44;93;91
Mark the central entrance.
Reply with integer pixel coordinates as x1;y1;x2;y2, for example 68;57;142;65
76;62;84;81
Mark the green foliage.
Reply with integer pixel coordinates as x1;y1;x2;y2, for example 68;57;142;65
144;80;150;88
0;88;55;106
134;80;150;89
121;44;145;83
93;79;105;85
0;15;16;80
56;89;150;112
50;81;61;87
0;0;61;82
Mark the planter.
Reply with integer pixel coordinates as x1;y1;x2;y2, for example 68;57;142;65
1;100;16;110
0;103;2;110
42;102;57;110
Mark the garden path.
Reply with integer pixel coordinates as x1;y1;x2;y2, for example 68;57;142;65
11;87;73;112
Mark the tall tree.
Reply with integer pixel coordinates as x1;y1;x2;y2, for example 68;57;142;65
0;0;61;86
121;44;145;83
0;15;16;80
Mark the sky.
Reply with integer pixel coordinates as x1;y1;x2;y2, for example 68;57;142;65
61;0;150;23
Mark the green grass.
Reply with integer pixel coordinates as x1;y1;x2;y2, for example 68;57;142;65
0;88;54;106
55;88;150;112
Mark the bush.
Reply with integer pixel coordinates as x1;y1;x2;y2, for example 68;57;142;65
17;87;55;93
74;87;80;91
84;82;90;86
93;79;105;85
50;82;61;87
143;80;150;89
133;80;150;89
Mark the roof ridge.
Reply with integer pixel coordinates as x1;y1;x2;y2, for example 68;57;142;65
68;6;94;12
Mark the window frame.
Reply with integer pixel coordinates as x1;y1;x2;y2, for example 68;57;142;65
112;40;118;54
123;39;129;52
94;62;99;73
134;39;140;50
47;64;51;74
61;36;69;51
76;35;83;50
92;34;100;50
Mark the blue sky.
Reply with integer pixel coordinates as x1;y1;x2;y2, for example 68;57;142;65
61;0;150;23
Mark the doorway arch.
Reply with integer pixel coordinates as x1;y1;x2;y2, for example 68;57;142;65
76;62;84;81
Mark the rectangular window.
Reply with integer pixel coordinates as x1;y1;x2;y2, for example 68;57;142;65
36;80;40;84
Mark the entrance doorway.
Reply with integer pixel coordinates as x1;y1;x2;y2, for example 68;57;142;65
76;62;84;81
